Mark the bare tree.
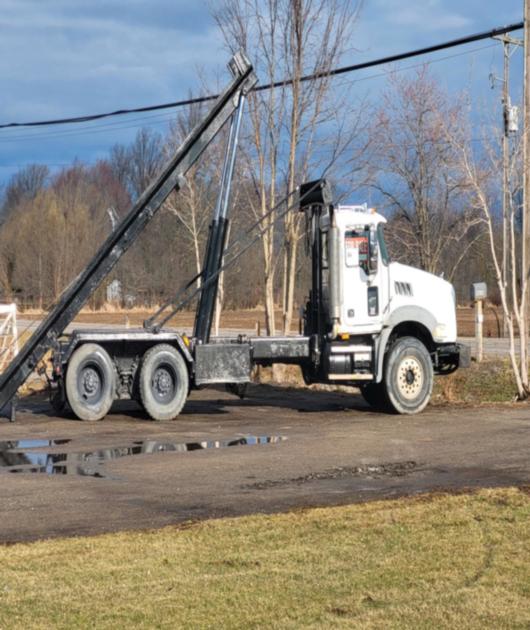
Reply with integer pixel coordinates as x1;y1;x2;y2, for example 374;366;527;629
2;164;49;219
450;115;528;399
163;102;216;288
109;143;131;192
111;128;164;200
212;0;363;334
0;163;131;308
370;68;481;277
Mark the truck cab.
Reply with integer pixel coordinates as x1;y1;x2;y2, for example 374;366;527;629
301;181;467;414
334;204;457;344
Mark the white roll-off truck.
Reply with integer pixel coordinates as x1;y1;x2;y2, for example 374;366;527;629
0;53;468;422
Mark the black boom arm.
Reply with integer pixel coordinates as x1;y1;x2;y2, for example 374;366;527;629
0;52;257;412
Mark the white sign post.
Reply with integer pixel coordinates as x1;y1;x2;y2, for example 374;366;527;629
470;283;487;363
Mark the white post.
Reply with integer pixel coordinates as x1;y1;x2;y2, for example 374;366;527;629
475;299;484;363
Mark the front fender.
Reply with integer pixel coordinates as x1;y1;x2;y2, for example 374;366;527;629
374;306;438;382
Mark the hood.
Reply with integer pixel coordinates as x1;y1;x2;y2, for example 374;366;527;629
389;262;457;342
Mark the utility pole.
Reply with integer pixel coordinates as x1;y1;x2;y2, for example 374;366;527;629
503;39;510;325
523;0;530;386
492;34;522;336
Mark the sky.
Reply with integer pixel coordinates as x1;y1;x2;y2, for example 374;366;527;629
0;0;525;185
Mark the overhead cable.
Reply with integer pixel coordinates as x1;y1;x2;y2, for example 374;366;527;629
0;21;523;131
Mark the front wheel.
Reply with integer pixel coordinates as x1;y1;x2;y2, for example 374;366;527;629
383;336;433;414
139;344;189;421
360;382;390;412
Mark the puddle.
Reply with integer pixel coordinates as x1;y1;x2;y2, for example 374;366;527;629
0;435;286;478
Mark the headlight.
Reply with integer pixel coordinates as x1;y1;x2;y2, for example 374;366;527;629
433;324;448;341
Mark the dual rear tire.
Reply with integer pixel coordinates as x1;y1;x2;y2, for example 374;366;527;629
138;344;188;421
65;343;188;421
65;343;115;421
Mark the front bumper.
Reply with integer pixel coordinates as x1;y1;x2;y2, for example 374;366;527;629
434;342;471;374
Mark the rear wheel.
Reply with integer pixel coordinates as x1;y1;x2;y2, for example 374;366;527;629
50;383;66;415
65;344;116;421
139;344;189;421
383;336;433;414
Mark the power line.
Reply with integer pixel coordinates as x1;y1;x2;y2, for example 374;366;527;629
0;21;523;132
321;42;499;99
0;41;499;145
256;22;523;89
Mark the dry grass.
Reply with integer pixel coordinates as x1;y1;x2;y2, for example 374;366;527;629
19;304;505;337
259;360;523;406
0;488;529;629
431;360;519;405
18;307;274;331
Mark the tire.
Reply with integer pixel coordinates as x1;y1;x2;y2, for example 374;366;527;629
360;382;390;411
65;344;116;421
383;336;433;414
139;344;189;421
50;383;66;415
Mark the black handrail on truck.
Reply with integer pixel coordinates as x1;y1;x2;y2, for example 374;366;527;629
0;52;257;415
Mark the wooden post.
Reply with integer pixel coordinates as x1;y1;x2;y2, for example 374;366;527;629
254;320;261;381
475;299;484;362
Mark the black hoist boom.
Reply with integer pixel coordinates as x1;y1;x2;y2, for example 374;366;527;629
0;52;257;414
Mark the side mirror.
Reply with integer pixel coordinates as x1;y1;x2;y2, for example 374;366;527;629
367;229;378;274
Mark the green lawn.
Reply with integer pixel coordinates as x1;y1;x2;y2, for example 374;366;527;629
1;488;529;629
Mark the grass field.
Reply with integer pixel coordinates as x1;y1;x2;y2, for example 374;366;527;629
0;488;529;629
20;305;504;337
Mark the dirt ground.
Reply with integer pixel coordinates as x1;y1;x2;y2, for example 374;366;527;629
0;385;529;544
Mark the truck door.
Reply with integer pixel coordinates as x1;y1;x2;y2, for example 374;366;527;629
341;224;388;332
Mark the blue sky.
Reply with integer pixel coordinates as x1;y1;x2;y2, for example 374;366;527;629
0;0;525;185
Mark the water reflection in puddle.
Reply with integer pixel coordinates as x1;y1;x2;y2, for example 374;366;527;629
0;435;286;478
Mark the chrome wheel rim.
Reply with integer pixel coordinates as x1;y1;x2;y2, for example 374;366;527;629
396;356;423;400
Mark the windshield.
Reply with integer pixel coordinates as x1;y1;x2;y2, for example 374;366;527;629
377;224;390;265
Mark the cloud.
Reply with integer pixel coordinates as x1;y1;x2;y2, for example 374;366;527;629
374;0;472;31
0;0;523;184
0;1;232;182
0;0;223;122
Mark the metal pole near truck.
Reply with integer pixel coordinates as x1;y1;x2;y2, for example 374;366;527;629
471;283;487;363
